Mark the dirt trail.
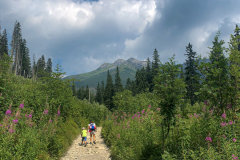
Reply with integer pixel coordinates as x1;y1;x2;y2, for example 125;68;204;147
61;127;111;160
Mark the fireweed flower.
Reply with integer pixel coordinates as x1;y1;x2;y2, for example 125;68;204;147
232;154;238;160
204;101;209;105
221;113;226;119
229;121;233;125
142;110;144;114
202;107;206;112
19;104;24;109
178;114;181;117
205;136;212;142
5;110;11;115
118;134;120;138
221;122;227;127
57;110;60;116
233;138;237;142
44;110;48;115
12;119;18;123
189;115;193;118
49;119;52;123
132;116;134;120
148;105;151;108
138;114;141;118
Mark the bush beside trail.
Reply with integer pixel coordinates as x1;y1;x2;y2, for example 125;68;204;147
102;102;240;160
0;70;110;159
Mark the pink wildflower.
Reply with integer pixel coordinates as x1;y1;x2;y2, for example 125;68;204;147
189;115;192;118
118;134;120;138
19;104;24;109
228;121;233;125
5;110;11;115
57;110;60;116
205;136;212;142
233;138;236;142
142;110;144;114
12;119;18;123
148;105;151;108
44;110;48;115
221;113;226;119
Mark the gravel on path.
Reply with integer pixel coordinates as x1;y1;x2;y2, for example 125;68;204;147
61;127;111;160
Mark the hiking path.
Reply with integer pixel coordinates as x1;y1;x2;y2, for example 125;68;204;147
61;127;111;160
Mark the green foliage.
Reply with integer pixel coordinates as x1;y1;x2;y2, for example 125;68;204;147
114;66;124;93
104;70;115;110
154;54;186;137
196;31;230;113
0;61;110;159
113;90;158;114
184;42;200;106
228;25;240;112
102;102;240;160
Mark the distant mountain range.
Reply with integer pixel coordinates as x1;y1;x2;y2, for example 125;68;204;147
63;58;148;89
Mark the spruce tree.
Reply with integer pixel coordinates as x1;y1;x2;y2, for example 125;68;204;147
152;48;160;77
151;48;160;91
37;55;46;78
11;21;22;75
72;81;77;96
46;58;52;76
77;88;82;99
85;85;89;101
125;77;132;90
131;80;137;96
0;29;8;57
180;65;185;79
184;43;200;105
95;82;102;104
100;81;105;104
197;31;229;113
114;66;123;93
138;67;148;93
228;25;240;111
81;86;85;100
146;57;152;91
20;39;31;77
104;70;115;110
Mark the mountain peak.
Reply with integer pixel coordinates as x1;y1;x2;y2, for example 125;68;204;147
114;59;126;65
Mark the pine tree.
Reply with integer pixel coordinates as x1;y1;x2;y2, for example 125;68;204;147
114;66;123;93
100;81;105;104
11;21;22;75
180;65;185;79
77;88;82;99
228;25;240;111
138;67;148;93
0;29;8;57
95;82;102;104
146;57;152;91
152;48;160;77
85;85;89;101
46;58;52;76
72;81;77;96
81;86;85;100
151;48;160;91
125;77;132;90
131;80;137;96
104;70;115;110
37;55;46;78
184;43;200;105
197;31;229;112
20;39;31;77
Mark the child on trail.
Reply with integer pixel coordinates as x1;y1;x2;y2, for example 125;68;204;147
88;120;97;145
81;127;87;147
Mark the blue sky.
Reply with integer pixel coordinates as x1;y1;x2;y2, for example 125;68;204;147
0;0;240;77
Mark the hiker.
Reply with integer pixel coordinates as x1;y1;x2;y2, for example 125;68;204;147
88;120;97;145
81;127;87;147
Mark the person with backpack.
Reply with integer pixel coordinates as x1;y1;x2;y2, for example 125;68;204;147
88;120;97;145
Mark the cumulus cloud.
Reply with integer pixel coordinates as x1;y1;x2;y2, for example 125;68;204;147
0;0;240;75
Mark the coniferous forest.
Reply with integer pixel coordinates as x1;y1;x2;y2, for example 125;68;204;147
1;20;240;159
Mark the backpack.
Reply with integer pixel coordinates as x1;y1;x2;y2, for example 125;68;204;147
90;123;96;130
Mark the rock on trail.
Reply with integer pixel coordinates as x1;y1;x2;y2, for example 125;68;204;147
61;127;111;160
